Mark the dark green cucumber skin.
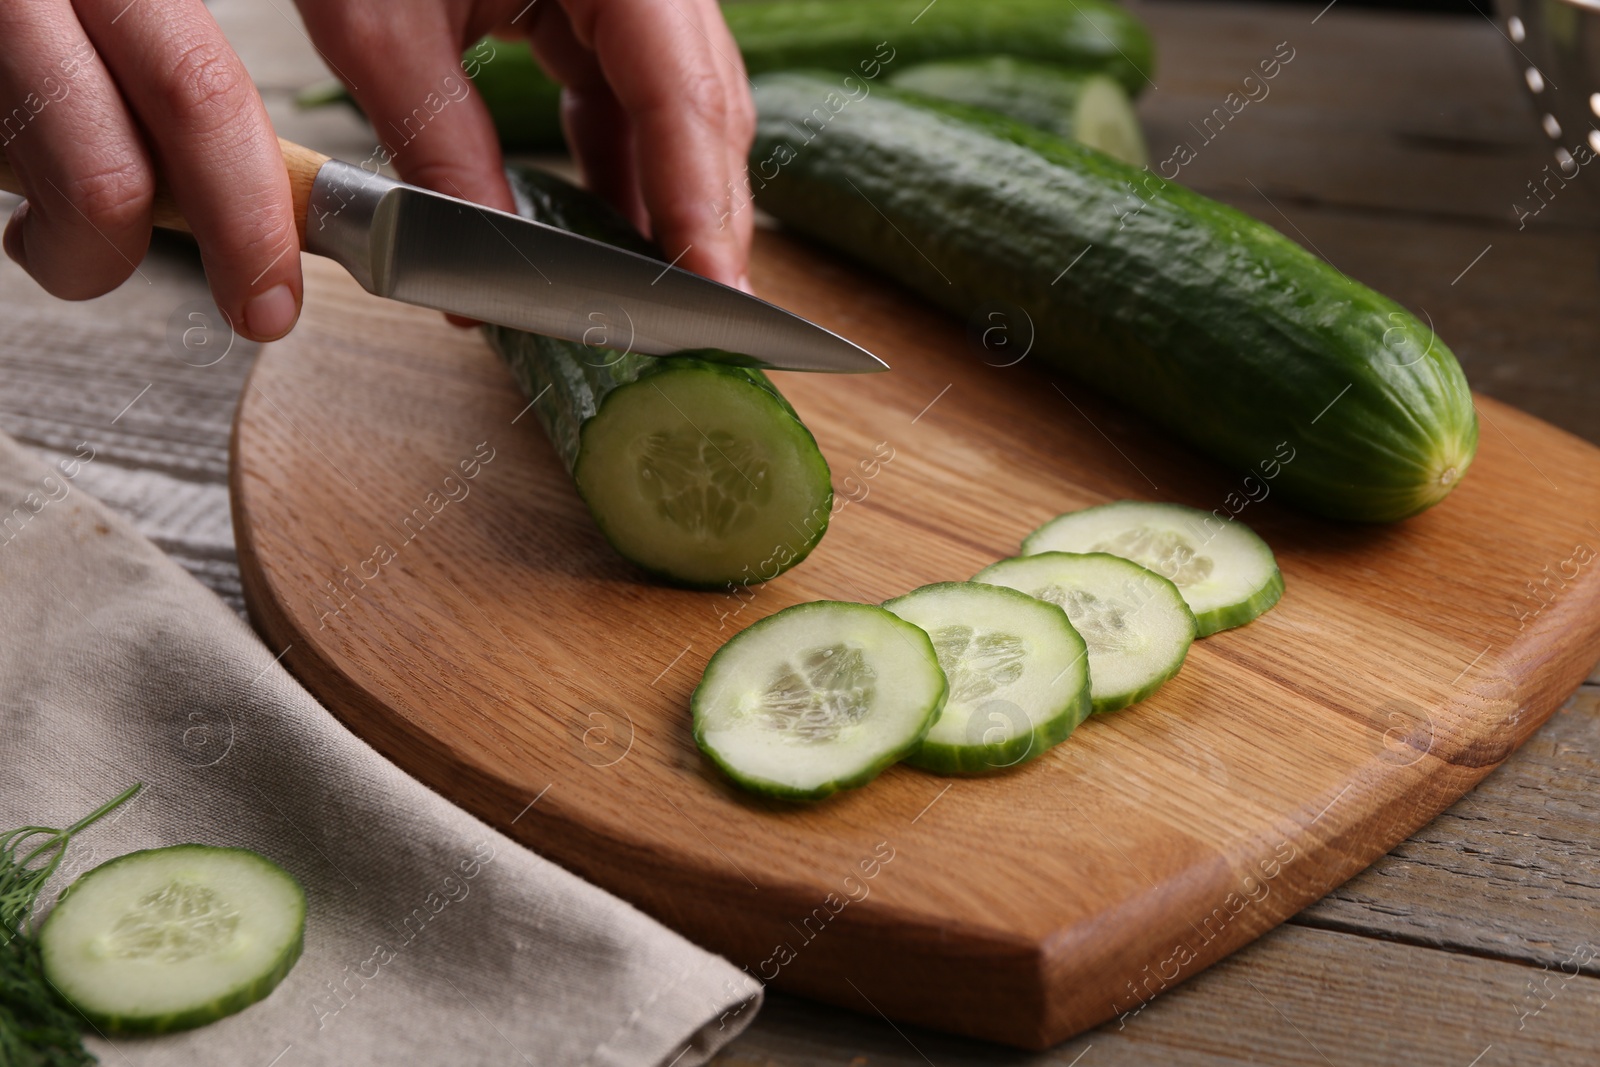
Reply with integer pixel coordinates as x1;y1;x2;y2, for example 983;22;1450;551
692;601;947;802
303;0;1154;150
41;845;306;1034
750;74;1478;523
483;168;831;589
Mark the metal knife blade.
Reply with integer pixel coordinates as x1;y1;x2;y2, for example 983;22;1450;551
304;160;887;373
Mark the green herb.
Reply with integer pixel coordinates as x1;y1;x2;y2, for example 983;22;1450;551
1;785;142;1067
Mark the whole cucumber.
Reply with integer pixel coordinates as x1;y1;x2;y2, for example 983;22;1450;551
748;72;1477;522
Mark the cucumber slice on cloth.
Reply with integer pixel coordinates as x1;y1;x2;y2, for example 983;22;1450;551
40;845;305;1033
692;602;947;800
1024;501;1282;635
883;582;1090;775
975;552;1196;713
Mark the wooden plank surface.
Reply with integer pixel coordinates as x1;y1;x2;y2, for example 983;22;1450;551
0;0;1595;1062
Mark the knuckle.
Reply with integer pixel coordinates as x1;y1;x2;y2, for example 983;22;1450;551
159;38;250;130
673;69;729;127
64;159;153;236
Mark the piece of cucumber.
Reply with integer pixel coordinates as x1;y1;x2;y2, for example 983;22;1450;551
39;845;305;1033
1023;501;1282;636
888;58;1147;167
484;168;833;589
749;73;1478;523
692;601;948;800
974;552;1196;713
882;582;1090;775
299;0;1155;151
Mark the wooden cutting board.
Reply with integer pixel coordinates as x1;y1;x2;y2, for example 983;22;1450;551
232;243;1600;1049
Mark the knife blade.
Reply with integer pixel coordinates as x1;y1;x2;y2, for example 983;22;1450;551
0;138;887;374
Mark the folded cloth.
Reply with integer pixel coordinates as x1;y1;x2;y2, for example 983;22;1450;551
0;428;761;1066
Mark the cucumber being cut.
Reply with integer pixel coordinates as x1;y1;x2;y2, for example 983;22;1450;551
749;73;1478;523
888;58;1147;166
1024;501;1282;636
40;845;305;1033
882;582;1090;775
692;601;948;800
484;168;833;589
975;552;1197;713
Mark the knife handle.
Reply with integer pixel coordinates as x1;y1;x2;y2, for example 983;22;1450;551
0;137;329;246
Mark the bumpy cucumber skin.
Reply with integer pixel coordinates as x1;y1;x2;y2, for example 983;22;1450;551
726;0;1154;97
40;845;306;1034
483;168;832;589
887;59;1148;166
750;74;1478;523
1021;501;1284;636
882;582;1091;776
974;552;1197;714
691;601;948;801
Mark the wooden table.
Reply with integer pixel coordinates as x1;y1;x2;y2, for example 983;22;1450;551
3;1;1596;1063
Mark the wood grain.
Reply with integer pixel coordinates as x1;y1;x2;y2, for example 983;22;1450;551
0;0;1594;1059
232;236;1600;1048
720;925;1600;1067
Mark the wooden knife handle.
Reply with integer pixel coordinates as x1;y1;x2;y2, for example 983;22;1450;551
0;137;329;246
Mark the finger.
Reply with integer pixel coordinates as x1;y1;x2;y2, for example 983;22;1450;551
0;1;153;299
77;0;300;340
525;3;646;231
693;0;756;291
553;0;749;288
297;3;514;213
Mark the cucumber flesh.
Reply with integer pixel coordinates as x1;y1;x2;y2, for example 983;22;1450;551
40;845;305;1033
692;601;947;800
574;360;832;587
882;582;1090;775
487;168;833;589
889;59;1147;167
1023;501;1282;636
974;552;1196;713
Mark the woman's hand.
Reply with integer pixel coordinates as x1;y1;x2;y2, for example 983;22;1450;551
0;0;756;342
298;0;756;292
0;0;303;340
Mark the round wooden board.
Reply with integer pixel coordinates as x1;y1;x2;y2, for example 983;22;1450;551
233;240;1600;1049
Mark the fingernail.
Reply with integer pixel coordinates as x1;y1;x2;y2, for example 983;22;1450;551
245;284;297;341
737;272;755;295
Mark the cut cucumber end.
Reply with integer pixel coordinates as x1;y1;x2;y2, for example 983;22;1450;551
974;552;1196;713
40;845;306;1033
1072;73;1148;167
1023;500;1283;636
692;601;947;800
574;359;833;588
883;582;1091;776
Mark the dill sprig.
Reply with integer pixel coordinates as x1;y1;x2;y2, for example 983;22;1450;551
0;785;142;1067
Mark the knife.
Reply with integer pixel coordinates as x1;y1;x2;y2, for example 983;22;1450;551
0;138;886;374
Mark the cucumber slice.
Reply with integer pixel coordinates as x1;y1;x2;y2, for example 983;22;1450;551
888;59;1148;167
40;845;306;1033
882;582;1090;775
974;552;1197;713
692;601;947;800
1023;501;1283;636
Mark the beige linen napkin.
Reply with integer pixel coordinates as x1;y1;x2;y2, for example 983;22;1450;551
0;428;761;1066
